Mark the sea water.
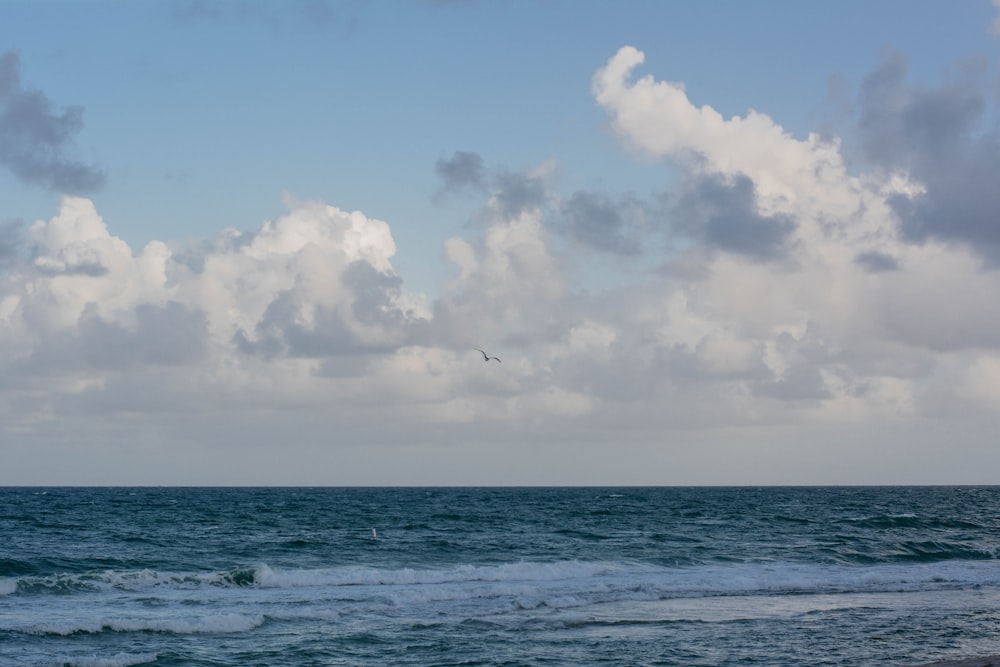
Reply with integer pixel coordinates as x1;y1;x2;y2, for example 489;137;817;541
3;487;1000;666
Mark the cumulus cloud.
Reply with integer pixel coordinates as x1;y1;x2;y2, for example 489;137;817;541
0;188;599;455
587;44;1000;424
436;172;566;347
0;51;105;193
592;46;843;198
0;196;428;418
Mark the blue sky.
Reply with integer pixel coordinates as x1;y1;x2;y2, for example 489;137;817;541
2;1;1000;485
6;0;995;288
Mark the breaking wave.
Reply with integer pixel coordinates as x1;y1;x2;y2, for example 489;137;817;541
7;558;1000;606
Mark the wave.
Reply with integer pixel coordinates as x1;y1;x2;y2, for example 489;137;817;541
16;613;265;637
5;560;625;597
254;560;626;588
6;559;1000;645
7;558;1000;605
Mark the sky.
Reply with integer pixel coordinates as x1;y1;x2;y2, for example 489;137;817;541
2;0;1000;486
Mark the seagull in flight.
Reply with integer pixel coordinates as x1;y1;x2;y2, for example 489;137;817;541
474;348;501;363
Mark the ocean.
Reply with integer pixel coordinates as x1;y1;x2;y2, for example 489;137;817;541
3;486;1000;666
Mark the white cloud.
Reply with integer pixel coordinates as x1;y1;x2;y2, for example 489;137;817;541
435;188;566;348
1;197;423;418
588;45;1000;432
592;47;847;202
592;46;915;251
0;186;593;468
179;197;413;353
21;197;167;327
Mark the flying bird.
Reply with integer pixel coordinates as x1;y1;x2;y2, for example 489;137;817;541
474;348;501;363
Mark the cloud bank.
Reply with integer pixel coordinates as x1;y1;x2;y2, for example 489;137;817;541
3;45;1000;484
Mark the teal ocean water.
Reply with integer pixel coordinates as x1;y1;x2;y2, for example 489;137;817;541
3;487;1000;666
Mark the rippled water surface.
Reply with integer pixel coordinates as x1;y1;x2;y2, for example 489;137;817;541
3;486;1000;666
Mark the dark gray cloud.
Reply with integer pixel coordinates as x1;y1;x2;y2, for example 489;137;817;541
559;191;644;256
855;250;899;273
859;51;985;170
433;151;486;201
672;173;796;261
236;262;425;360
232;328;282;359
858;51;1000;262
0;51;105;194
753;365;832;402
234;290;362;359
888;141;1000;262
434;151;547;219
493;171;548;220
437;153;654;254
344;261;412;330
